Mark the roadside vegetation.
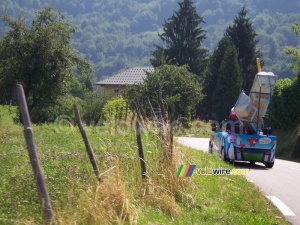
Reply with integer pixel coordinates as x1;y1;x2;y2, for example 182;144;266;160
175;119;212;138
0;1;299;224
0;105;288;224
274;125;300;162
271;22;300;161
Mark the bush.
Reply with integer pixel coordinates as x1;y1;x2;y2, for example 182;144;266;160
271;77;300;128
21;92;110;125
81;92;110;125
102;96;127;121
124;65;203;123
29;95;84;123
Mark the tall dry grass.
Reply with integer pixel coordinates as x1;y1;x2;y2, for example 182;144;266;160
54;121;194;224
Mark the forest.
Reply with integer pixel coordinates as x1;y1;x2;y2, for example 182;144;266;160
1;0;299;80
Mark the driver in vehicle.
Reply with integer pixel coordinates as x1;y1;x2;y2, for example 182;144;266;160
226;107;244;134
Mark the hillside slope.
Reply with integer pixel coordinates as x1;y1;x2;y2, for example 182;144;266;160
275;125;300;162
1;0;299;80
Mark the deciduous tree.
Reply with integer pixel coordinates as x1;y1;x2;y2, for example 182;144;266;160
285;22;300;77
0;6;92;122
132;64;203;122
271;22;300;128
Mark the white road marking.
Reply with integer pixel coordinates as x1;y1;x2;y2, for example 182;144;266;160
266;196;296;216
246;178;254;183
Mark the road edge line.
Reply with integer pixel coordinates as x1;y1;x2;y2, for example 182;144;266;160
266;195;296;216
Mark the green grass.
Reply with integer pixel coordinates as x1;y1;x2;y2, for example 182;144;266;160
0;105;17;125
0;105;288;224
274;124;300;162
177;146;286;225
175;119;212;138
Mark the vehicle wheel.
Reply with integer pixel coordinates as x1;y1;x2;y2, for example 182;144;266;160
221;146;228;162
265;161;274;168
208;139;213;154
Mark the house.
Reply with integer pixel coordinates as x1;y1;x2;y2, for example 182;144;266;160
95;67;154;94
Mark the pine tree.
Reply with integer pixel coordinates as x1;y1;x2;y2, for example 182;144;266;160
201;37;233;114
225;7;262;91
150;0;208;76
212;43;242;121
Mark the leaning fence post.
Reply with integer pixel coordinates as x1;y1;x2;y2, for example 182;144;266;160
158;92;168;123
16;84;55;225
134;102;143;123
158;92;168;139
125;102;128;122
147;97;158;124
169;104;176;158
170;122;174;158
73;104;102;183
135;121;147;179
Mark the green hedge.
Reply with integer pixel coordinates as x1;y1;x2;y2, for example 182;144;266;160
271;76;300;128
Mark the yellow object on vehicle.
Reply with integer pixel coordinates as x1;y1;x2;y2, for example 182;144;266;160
234;71;277;134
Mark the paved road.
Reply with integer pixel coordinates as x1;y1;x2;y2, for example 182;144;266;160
177;137;300;225
177;137;210;152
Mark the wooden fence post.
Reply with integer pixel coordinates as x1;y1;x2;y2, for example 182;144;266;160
16;84;55;225
131;110;136;128
158;92;168;123
73;104;102;183
134;102;147;131
139;103;147;122
158;92;168;139
170;123;174;158
147;97;157;124
135;121;147;179
169;104;176;158
134;102;143;123
125;102;128;122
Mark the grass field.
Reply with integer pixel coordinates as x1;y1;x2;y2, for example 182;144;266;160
0;105;288;224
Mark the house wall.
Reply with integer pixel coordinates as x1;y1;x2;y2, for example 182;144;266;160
94;84;128;95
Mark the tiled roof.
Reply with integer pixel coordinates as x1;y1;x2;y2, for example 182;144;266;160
96;67;154;85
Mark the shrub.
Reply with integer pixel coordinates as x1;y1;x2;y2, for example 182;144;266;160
81;92;110;125
29;95;83;123
124;65;203;124
103;96;127;121
271;77;300;128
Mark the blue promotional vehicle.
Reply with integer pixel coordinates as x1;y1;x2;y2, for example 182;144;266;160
209;59;277;168
209;128;277;168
